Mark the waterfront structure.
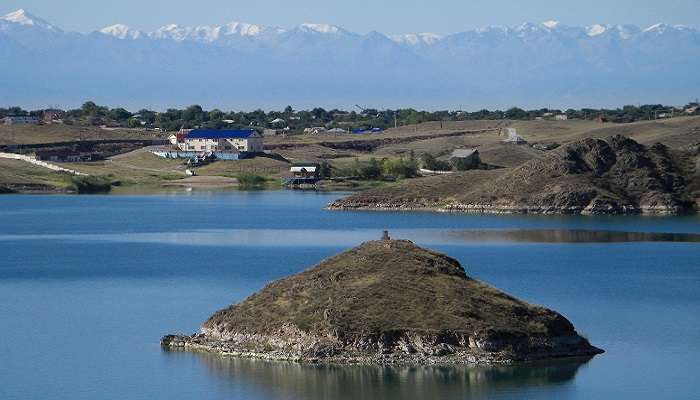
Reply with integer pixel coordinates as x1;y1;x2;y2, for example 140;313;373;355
284;162;322;187
290;162;320;179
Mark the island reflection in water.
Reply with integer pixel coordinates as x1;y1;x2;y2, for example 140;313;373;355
444;229;700;243
163;350;592;400
3;229;697;248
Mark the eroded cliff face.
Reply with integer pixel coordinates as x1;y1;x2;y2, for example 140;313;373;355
329;136;697;215
162;240;603;364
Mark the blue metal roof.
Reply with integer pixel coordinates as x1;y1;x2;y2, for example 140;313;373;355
187;129;257;139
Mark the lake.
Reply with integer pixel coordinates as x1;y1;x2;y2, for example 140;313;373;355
1;191;699;399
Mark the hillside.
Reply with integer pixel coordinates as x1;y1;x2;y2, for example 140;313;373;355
162;239;602;364
329;135;699;215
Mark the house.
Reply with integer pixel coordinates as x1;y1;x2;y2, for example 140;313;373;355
179;129;264;153
42;110;63;123
3;116;40;125
450;149;481;169
554;114;568;121
270;118;286;126
501;127;527;144
304;127;327;135
290;163;320;179
263;129;283;137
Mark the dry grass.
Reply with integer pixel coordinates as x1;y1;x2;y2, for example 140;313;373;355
0;158;72;191
204;240;573;340
0;124;165;146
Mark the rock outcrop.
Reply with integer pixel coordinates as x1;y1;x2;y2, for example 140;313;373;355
162;239;603;364
329;135;697;215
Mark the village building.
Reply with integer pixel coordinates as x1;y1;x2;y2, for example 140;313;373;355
450;149;481;170
42;110;64;123
290;162;321;179
304;127;327;135
3;115;40;125
35;149;103;163
284;162;322;188
178;129;264;153
263;128;284;137
554;114;568;121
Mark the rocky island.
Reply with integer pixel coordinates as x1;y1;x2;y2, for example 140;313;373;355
328;135;698;215
162;236;603;364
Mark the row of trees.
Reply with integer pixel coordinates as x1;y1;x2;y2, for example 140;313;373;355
2;102;698;131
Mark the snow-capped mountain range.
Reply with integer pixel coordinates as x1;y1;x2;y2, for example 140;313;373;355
2;9;699;109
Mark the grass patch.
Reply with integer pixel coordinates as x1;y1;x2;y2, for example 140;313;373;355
70;175;113;194
237;173;267;189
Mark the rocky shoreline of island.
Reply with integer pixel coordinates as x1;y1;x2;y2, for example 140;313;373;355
161;329;602;365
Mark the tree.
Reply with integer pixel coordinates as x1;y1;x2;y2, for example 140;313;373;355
108;108;132;122
359;158;382;180
319;162;332;179
127;118;143;128
183;105;205;123
420;153;451;171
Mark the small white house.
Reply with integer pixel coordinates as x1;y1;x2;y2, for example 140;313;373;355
304;127;327;135
554;114;568;121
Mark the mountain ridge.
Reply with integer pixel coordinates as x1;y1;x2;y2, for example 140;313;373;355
3;9;696;44
2;9;699;109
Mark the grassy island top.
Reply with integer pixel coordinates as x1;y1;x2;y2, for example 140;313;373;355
204;239;577;341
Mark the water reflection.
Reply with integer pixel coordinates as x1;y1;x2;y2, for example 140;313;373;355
165;350;592;400
1;228;698;246
445;229;700;243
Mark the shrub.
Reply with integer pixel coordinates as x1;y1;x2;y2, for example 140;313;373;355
237;173;266;188
420;153;452;171
382;157;418;178
70;175;112;194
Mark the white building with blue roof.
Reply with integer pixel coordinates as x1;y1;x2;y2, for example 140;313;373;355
179;129;264;153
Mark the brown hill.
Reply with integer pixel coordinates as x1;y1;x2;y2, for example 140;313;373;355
162;239;602;364
329;135;698;215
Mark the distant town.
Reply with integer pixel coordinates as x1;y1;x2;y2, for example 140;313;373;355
2;101;699;134
1;99;699;195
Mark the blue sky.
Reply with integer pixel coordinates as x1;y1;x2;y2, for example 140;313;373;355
3;0;699;34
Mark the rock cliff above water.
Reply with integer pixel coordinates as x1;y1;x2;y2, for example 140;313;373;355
162;239;603;364
329;135;698;215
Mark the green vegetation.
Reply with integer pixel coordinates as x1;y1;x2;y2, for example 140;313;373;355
0;185;17;194
420;153;452;171
236;173;267;189
69;175;113;194
338;156;419;181
3;101;698;135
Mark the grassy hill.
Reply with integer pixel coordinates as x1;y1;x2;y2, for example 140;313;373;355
163;239;602;363
330;135;699;215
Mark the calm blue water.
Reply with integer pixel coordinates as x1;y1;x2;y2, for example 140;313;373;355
1;192;699;400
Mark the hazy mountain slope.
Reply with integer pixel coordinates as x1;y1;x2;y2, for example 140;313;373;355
1;9;699;108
